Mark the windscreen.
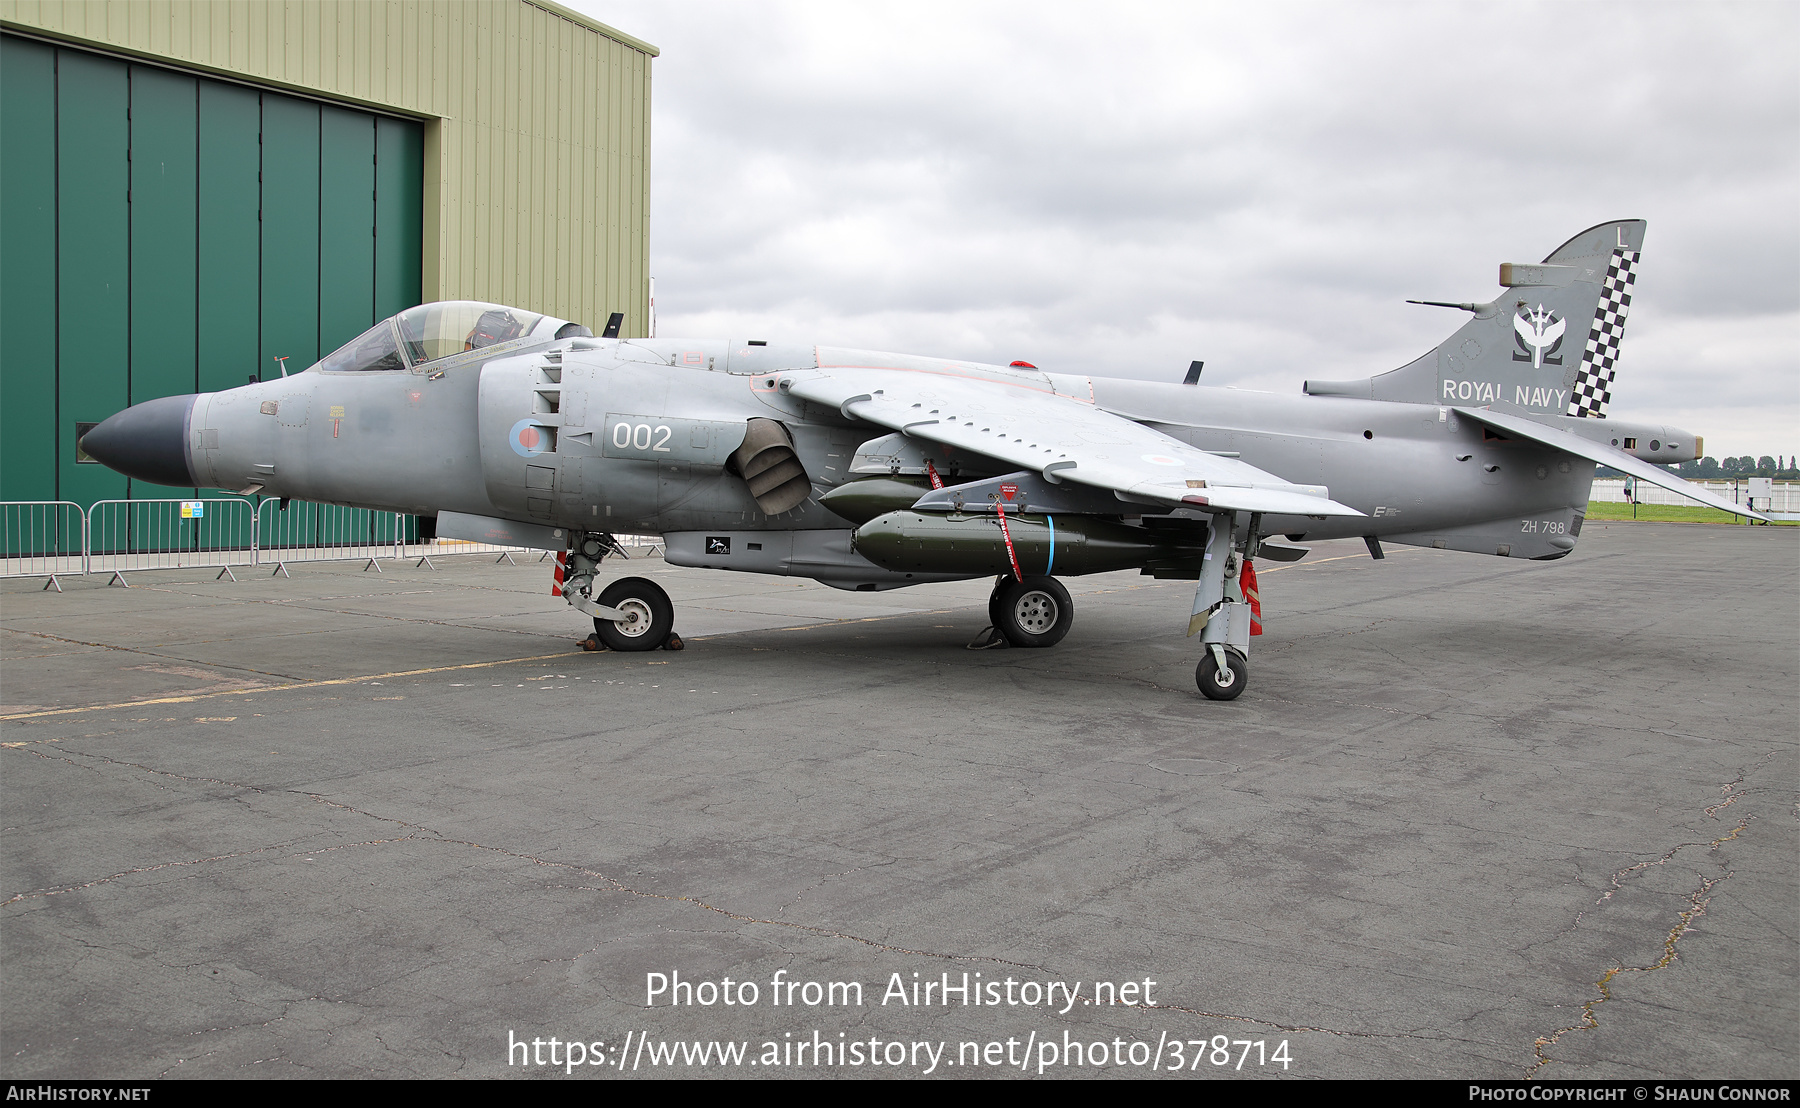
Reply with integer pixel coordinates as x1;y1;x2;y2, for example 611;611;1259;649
312;321;407;373
395;302;545;365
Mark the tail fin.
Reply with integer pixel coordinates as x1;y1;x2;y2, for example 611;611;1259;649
1305;219;1646;418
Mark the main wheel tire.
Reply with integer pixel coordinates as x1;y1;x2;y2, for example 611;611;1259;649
987;575;1014;629
994;575;1073;648
594;577;675;652
1196;648;1248;701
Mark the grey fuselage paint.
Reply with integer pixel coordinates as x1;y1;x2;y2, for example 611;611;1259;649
178;330;1635;576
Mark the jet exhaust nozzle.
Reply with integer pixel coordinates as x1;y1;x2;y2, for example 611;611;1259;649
80;394;200;488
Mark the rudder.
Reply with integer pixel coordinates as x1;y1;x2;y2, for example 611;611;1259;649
1555;225;1640;418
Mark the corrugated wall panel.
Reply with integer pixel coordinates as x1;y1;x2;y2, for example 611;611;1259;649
129;65;199;408
3;0;655;408
375;116;424;321
259;94;321;377
192;73;263;540
56;49;130;507
1;34;427;505
195;80;261;395
0;36;58;503
318;105;377;346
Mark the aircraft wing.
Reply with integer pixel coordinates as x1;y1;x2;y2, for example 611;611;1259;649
1452;406;1772;522
781;368;1364;518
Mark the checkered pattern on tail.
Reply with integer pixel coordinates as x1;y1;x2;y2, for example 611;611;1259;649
1566;249;1638;417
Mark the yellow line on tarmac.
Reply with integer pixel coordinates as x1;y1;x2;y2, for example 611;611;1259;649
3;549;1413;724
0;651;584;722
3;606;973;723
1258;549;1408;574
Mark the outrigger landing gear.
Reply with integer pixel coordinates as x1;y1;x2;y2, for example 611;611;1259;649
561;531;680;652
1196;645;1248;700
1189;512;1261;701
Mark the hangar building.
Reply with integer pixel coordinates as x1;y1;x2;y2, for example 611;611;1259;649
0;0;655;507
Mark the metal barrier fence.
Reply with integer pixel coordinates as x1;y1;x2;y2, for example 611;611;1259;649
0;501;88;590
5;497;668;589
1590;478;1797;511
256;499;411;576
400;535;530;568
7;473;1785;592
399;532;664;568
86;498;261;586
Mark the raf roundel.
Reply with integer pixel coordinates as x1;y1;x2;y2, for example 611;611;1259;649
1140;453;1185;467
510;418;552;457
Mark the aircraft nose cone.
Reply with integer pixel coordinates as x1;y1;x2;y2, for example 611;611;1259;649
80;394;199;487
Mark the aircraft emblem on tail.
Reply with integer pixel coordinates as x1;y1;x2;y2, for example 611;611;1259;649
1512;305;1566;368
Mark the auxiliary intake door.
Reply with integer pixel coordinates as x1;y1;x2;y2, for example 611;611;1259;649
477;353;567;519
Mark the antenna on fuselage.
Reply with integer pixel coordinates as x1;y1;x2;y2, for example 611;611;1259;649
1183;360;1204;385
602;312;624;339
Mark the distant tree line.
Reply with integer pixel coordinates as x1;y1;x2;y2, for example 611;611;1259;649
1594;456;1798;480
1675;456;1796;479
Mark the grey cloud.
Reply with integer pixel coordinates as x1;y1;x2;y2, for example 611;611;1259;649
582;0;1797;454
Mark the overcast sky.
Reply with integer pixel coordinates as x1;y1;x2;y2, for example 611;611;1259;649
572;1;1798;460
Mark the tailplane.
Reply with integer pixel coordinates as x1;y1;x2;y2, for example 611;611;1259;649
1305;219;1646;419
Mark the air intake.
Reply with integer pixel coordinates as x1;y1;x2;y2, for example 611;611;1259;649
730;418;811;515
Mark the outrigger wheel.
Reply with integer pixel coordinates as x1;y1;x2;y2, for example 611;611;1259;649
593;576;675;652
993;575;1074;648
1195;646;1248;701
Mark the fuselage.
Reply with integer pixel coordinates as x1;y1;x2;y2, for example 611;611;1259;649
201;338;1585;556
91;320;1698;576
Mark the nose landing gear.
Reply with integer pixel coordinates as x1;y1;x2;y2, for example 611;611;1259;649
561;531;681;652
591;576;675;651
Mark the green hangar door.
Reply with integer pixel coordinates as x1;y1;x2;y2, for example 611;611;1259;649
0;34;423;507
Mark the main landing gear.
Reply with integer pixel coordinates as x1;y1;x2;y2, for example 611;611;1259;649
977;574;1074;648
560;532;682;652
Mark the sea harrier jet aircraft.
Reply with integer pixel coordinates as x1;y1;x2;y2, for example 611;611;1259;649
83;219;1764;699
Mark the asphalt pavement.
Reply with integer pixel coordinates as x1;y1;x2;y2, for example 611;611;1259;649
3;521;1794;1079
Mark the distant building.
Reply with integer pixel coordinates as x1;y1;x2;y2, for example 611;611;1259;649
1;1;655;504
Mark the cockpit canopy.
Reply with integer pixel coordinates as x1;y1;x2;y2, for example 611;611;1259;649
309;302;553;373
